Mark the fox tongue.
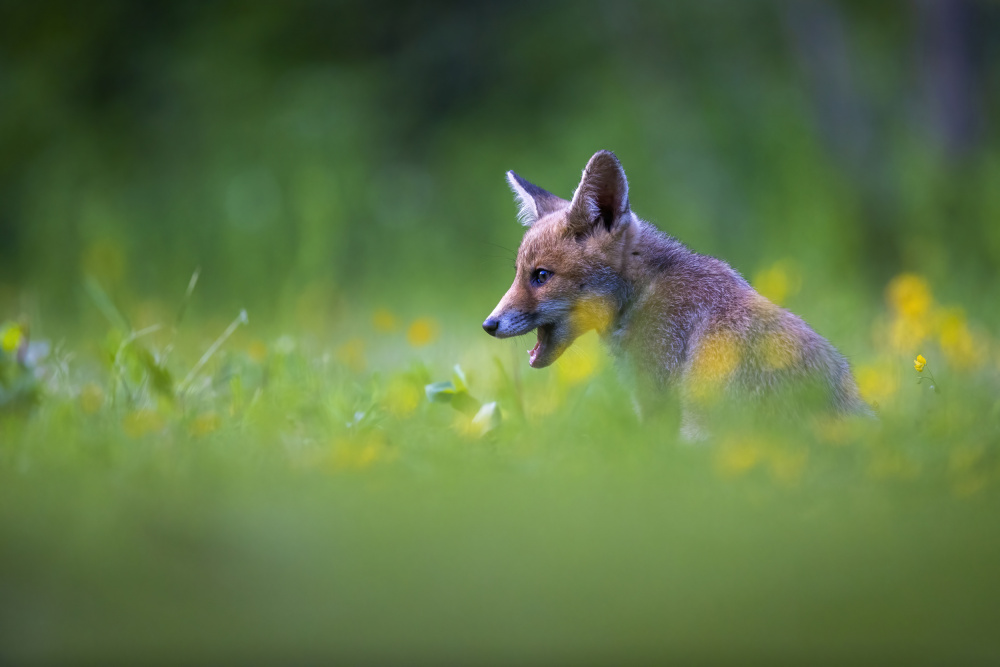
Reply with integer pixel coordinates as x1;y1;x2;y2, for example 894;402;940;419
528;326;545;366
528;338;541;364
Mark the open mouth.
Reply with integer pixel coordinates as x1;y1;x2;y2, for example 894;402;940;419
528;323;557;368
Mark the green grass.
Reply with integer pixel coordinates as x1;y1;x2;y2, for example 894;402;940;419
4;2;1000;662
2;278;999;664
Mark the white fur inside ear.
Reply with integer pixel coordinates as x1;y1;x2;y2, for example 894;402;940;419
569;151;630;229
507;171;538;227
570;183;601;224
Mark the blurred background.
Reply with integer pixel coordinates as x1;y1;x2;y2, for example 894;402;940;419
2;0;999;337
4;3;1000;663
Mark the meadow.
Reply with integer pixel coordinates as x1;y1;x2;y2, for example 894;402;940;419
2;2;1000;663
2;265;999;663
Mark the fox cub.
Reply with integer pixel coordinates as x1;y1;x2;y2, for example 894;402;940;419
483;150;871;439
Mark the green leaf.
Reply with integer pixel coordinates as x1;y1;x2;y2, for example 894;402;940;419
425;381;458;403
425;379;482;416
451;365;468;392
135;346;175;399
471;401;502;436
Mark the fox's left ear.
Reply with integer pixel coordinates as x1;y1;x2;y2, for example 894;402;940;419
506;171;567;227
568;150;632;236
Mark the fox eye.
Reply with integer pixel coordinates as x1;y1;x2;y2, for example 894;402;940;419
532;268;552;286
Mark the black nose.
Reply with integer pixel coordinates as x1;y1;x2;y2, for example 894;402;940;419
482;318;499;336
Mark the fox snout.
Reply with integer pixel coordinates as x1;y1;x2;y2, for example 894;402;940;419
481;308;536;339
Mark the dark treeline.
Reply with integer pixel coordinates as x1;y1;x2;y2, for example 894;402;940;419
1;0;998;324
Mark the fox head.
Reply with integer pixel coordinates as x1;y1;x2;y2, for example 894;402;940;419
483;150;635;368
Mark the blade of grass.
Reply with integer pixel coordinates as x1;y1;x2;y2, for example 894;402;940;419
175;267;201;327
177;309;249;395
109;324;164;406
163;267;202;364
84;276;130;332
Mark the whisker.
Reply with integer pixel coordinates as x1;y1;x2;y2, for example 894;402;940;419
482;241;517;257
474;253;521;263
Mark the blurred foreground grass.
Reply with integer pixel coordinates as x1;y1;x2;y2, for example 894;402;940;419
1;270;999;664
4;2;1000;662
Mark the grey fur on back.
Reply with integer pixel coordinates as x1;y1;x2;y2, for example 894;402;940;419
606;218;872;437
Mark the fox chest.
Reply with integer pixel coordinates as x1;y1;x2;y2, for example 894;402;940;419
601;318;688;388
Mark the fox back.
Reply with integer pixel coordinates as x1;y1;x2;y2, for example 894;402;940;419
483;150;872;438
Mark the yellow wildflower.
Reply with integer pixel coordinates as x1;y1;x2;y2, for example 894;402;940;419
759;330;802;371
689;331;740;402
556;331;603;386
329;434;395;471
122;409;165;438
913;354;926;373
939;310;978;369
886;273;932;319
752;260;802;306
385;375;421;417
856;363;899;405
1;324;23;354
335;337;367;373
190;411;222;437
714;437;763;477
372;308;398;333
889;314;929;350
407;317;439;347
247;340;268;362
569;296;616;334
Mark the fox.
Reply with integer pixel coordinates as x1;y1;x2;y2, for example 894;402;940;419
482;150;873;440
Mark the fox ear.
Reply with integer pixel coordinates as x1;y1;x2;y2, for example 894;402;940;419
506;171;567;227
568;150;631;236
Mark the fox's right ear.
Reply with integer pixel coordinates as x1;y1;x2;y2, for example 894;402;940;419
567;150;631;237
506;171;567;227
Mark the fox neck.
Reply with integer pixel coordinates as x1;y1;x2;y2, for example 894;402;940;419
596;219;692;347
